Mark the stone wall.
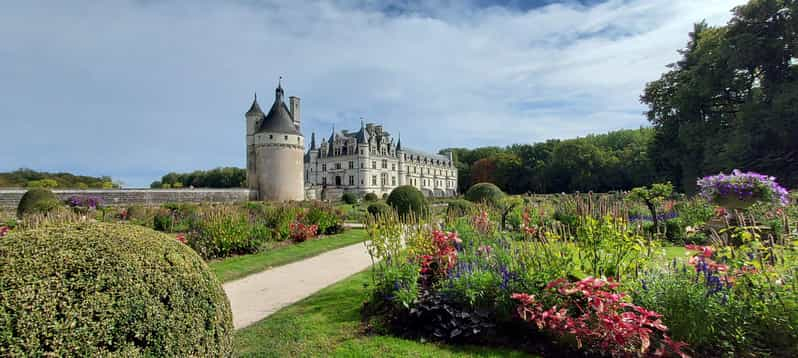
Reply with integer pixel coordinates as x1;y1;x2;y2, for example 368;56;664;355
0;188;254;209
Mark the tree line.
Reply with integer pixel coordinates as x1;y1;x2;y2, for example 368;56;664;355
150;167;246;189
445;0;796;195
0;168;118;189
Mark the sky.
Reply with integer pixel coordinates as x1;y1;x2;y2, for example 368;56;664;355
0;0;747;187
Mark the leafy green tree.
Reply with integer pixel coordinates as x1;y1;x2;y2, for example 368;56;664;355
628;182;674;236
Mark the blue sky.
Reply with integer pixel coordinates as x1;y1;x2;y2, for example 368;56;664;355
0;0;745;187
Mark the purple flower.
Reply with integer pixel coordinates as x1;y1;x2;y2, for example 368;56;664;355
697;169;790;206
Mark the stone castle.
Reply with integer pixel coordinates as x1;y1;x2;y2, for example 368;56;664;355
245;82;457;201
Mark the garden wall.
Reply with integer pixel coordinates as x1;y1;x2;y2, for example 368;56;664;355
0;188;254;208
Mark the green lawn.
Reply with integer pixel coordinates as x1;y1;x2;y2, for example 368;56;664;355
210;229;368;283
234;270;533;357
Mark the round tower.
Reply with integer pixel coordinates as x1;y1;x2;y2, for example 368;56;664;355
247;81;305;201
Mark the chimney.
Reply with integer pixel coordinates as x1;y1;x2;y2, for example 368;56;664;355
289;96;301;130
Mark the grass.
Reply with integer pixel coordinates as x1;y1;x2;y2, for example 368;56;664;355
234;270;534;357
209;229;368;283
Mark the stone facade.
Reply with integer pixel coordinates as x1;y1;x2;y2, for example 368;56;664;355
0;189;253;209
246;82;305;201
304;122;457;200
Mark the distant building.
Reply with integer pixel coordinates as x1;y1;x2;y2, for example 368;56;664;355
245;81;304;201
304;122;457;200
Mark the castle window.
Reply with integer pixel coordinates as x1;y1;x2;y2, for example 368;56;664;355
285;135;288;140
349;176;354;185
372;176;377;186
348;161;354;169
360;149;364;155
391;164;395;171
269;135;273;139
391;176;396;186
381;173;388;186
381;160;387;169
361;179;364;184
322;164;326;172
335;162;341;170
322;177;327;185
360;162;364;169
372;161;376;169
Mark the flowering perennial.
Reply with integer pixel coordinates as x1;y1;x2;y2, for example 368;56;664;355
697;169;790;206
520;207;538;236
471;210;493;235
175;233;187;244
512;277;689;357
289;222;318;242
66;195;103;209
420;230;459;276
0;226;9;238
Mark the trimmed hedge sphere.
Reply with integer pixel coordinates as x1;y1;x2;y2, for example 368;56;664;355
16;188;61;218
386;186;427;218
341;192;358;205
465;182;505;205
0;222;234;357
367;202;392;217
363;192;379;202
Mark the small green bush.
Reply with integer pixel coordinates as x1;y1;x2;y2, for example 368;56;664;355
188;206;271;259
0;222;233;356
303;205;343;235
386;186;427;218
16;188;61;218
367;202;392;217
464;183;505;206
341;192;358;205
445;199;473;217
153;208;174;231
364;192;379;202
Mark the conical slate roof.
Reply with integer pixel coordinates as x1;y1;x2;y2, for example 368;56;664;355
246;94;264;116
257;84;301;135
355;120;370;144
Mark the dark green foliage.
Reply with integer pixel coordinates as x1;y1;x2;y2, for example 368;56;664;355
155;167;246;188
16;188;61;218
0;168;116;189
341;192;358;205
464;183;505;206
367;202;392;217
445;199;474;216
642;1;798;192
364;192;379;202
441;127;657;194
386;186;427;218
0;222;233;356
153;208;174;232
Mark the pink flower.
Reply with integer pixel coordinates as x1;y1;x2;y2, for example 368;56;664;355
0;226;9;237
175;234;187;244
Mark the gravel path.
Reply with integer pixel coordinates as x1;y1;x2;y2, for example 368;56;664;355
223;241;373;329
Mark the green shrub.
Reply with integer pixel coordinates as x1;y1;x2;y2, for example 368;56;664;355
0;222;233;356
341;192;358;205
446;199;473;217
386;186;427;218
188;206;271;259
246;203;301;241
303;205;343;235
364;192;379;202
153;208;174;232
464;183;504;206
367;202;392;217
16;188;61;218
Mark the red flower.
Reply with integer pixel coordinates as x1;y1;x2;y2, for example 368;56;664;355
175;234;187;244
0;226;9;238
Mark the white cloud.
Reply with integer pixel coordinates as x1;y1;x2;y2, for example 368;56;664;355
0;0;746;186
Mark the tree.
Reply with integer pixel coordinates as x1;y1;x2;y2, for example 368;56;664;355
628;182;673;238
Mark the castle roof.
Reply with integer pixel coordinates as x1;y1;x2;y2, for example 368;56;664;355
257;83;301;135
355;120;370;144
246;93;264;116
